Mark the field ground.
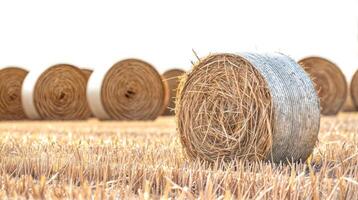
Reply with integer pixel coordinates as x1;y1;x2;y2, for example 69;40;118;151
0;114;357;199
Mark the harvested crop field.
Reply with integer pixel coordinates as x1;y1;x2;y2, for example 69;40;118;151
0;114;357;199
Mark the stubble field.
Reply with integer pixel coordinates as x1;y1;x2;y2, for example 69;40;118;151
0;114;357;199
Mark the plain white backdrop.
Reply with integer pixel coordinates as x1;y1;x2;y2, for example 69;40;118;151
0;0;357;78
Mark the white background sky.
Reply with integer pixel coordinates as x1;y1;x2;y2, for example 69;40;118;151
0;0;357;79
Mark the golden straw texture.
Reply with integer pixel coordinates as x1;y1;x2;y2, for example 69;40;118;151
33;64;92;120
299;56;347;115
0;67;28;120
176;53;320;163
162;69;185;116
101;59;166;120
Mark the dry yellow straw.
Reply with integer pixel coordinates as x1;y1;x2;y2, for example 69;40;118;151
176;53;320;163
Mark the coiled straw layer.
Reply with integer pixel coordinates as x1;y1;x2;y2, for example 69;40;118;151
0;67;28;120
162;69;185;116
22;64;92;120
176;53;320;163
87;59;166;120
298;56;347;115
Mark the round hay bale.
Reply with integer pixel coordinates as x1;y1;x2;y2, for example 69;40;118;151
162;69;185;116
350;69;358;110
0;67;28;120
22;64;92;120
298;56;347;115
87;58;166;120
176;53;320;163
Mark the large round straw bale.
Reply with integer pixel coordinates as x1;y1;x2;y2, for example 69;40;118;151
350;70;358;110
0;67;28;120
298;56;347;115
22;64;92;120
176;53;320;163
87;58;166;120
162;69;185;116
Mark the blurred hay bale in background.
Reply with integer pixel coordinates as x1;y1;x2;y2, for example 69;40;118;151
299;56;347;115
87;59;167;120
349;69;358;111
0;67;28;120
342;87;356;112
162;69;185;116
22;64;92;120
